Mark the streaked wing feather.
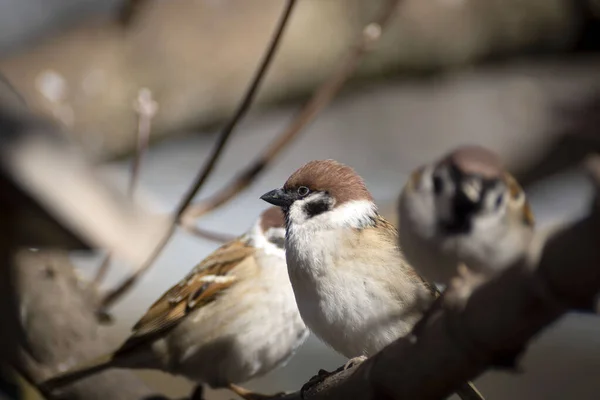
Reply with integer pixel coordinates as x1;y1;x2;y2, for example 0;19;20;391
116;238;255;353
374;214;438;298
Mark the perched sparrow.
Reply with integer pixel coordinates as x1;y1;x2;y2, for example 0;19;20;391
398;145;535;286
42;207;309;400
261;160;483;400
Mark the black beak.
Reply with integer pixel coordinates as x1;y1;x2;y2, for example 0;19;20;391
442;186;480;234
454;188;479;218
260;188;294;207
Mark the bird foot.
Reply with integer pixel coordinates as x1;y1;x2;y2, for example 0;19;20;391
343;355;367;370
445;264;487;308
228;383;285;400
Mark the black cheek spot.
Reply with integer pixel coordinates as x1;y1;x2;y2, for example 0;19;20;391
269;235;285;249
304;198;331;218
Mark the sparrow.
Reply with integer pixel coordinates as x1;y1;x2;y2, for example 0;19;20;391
397;145;535;286
261;159;484;400
41;207;309;400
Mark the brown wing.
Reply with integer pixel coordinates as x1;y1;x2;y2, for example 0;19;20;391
374;214;439;298
116;238;255;354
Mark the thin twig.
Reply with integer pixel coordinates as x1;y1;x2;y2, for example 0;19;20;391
129;88;157;198
171;211;236;242
184;225;237;244
91;89;157;289
90;255;112;291
97;0;297;312
181;0;400;221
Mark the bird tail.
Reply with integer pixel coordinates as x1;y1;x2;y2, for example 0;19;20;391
40;353;115;392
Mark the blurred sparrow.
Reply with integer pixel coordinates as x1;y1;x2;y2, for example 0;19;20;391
1;74;168;367
261;160;483;400
42;207;309;400
398;145;535;286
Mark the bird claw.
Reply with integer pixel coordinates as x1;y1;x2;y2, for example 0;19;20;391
343;355;367;370
446;264;487;307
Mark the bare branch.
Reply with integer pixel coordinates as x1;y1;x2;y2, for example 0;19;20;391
0;75;169;267
129;88;157;199
96;0;297;312
182;224;237;244
275;164;600;400
182;0;401;221
90;254;112;293
91;88;157;290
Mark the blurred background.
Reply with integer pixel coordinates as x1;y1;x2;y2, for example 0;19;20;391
1;0;600;399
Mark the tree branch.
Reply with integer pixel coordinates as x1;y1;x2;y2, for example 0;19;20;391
91;88;157;291
276;162;600;400
182;0;401;222
96;0;297;313
182;225;237;244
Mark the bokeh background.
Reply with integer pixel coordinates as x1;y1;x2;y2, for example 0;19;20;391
2;0;600;399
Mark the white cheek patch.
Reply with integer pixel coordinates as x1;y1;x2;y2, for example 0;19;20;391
247;218;286;259
288;192;326;226
289;198;310;225
266;227;286;246
263;227;286;257
288;198;377;234
482;185;508;217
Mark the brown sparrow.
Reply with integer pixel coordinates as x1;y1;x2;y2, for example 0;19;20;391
261;159;483;399
398;145;535;286
42;207;309;400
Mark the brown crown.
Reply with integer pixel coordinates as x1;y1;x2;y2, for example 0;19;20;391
260;206;285;231
443;145;503;179
284;159;373;206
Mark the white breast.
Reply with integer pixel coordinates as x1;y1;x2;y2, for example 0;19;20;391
286;201;429;358
157;246;308;387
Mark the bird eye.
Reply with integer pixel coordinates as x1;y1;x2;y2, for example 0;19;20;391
432;176;443;195
297;186;310;197
495;193;503;209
